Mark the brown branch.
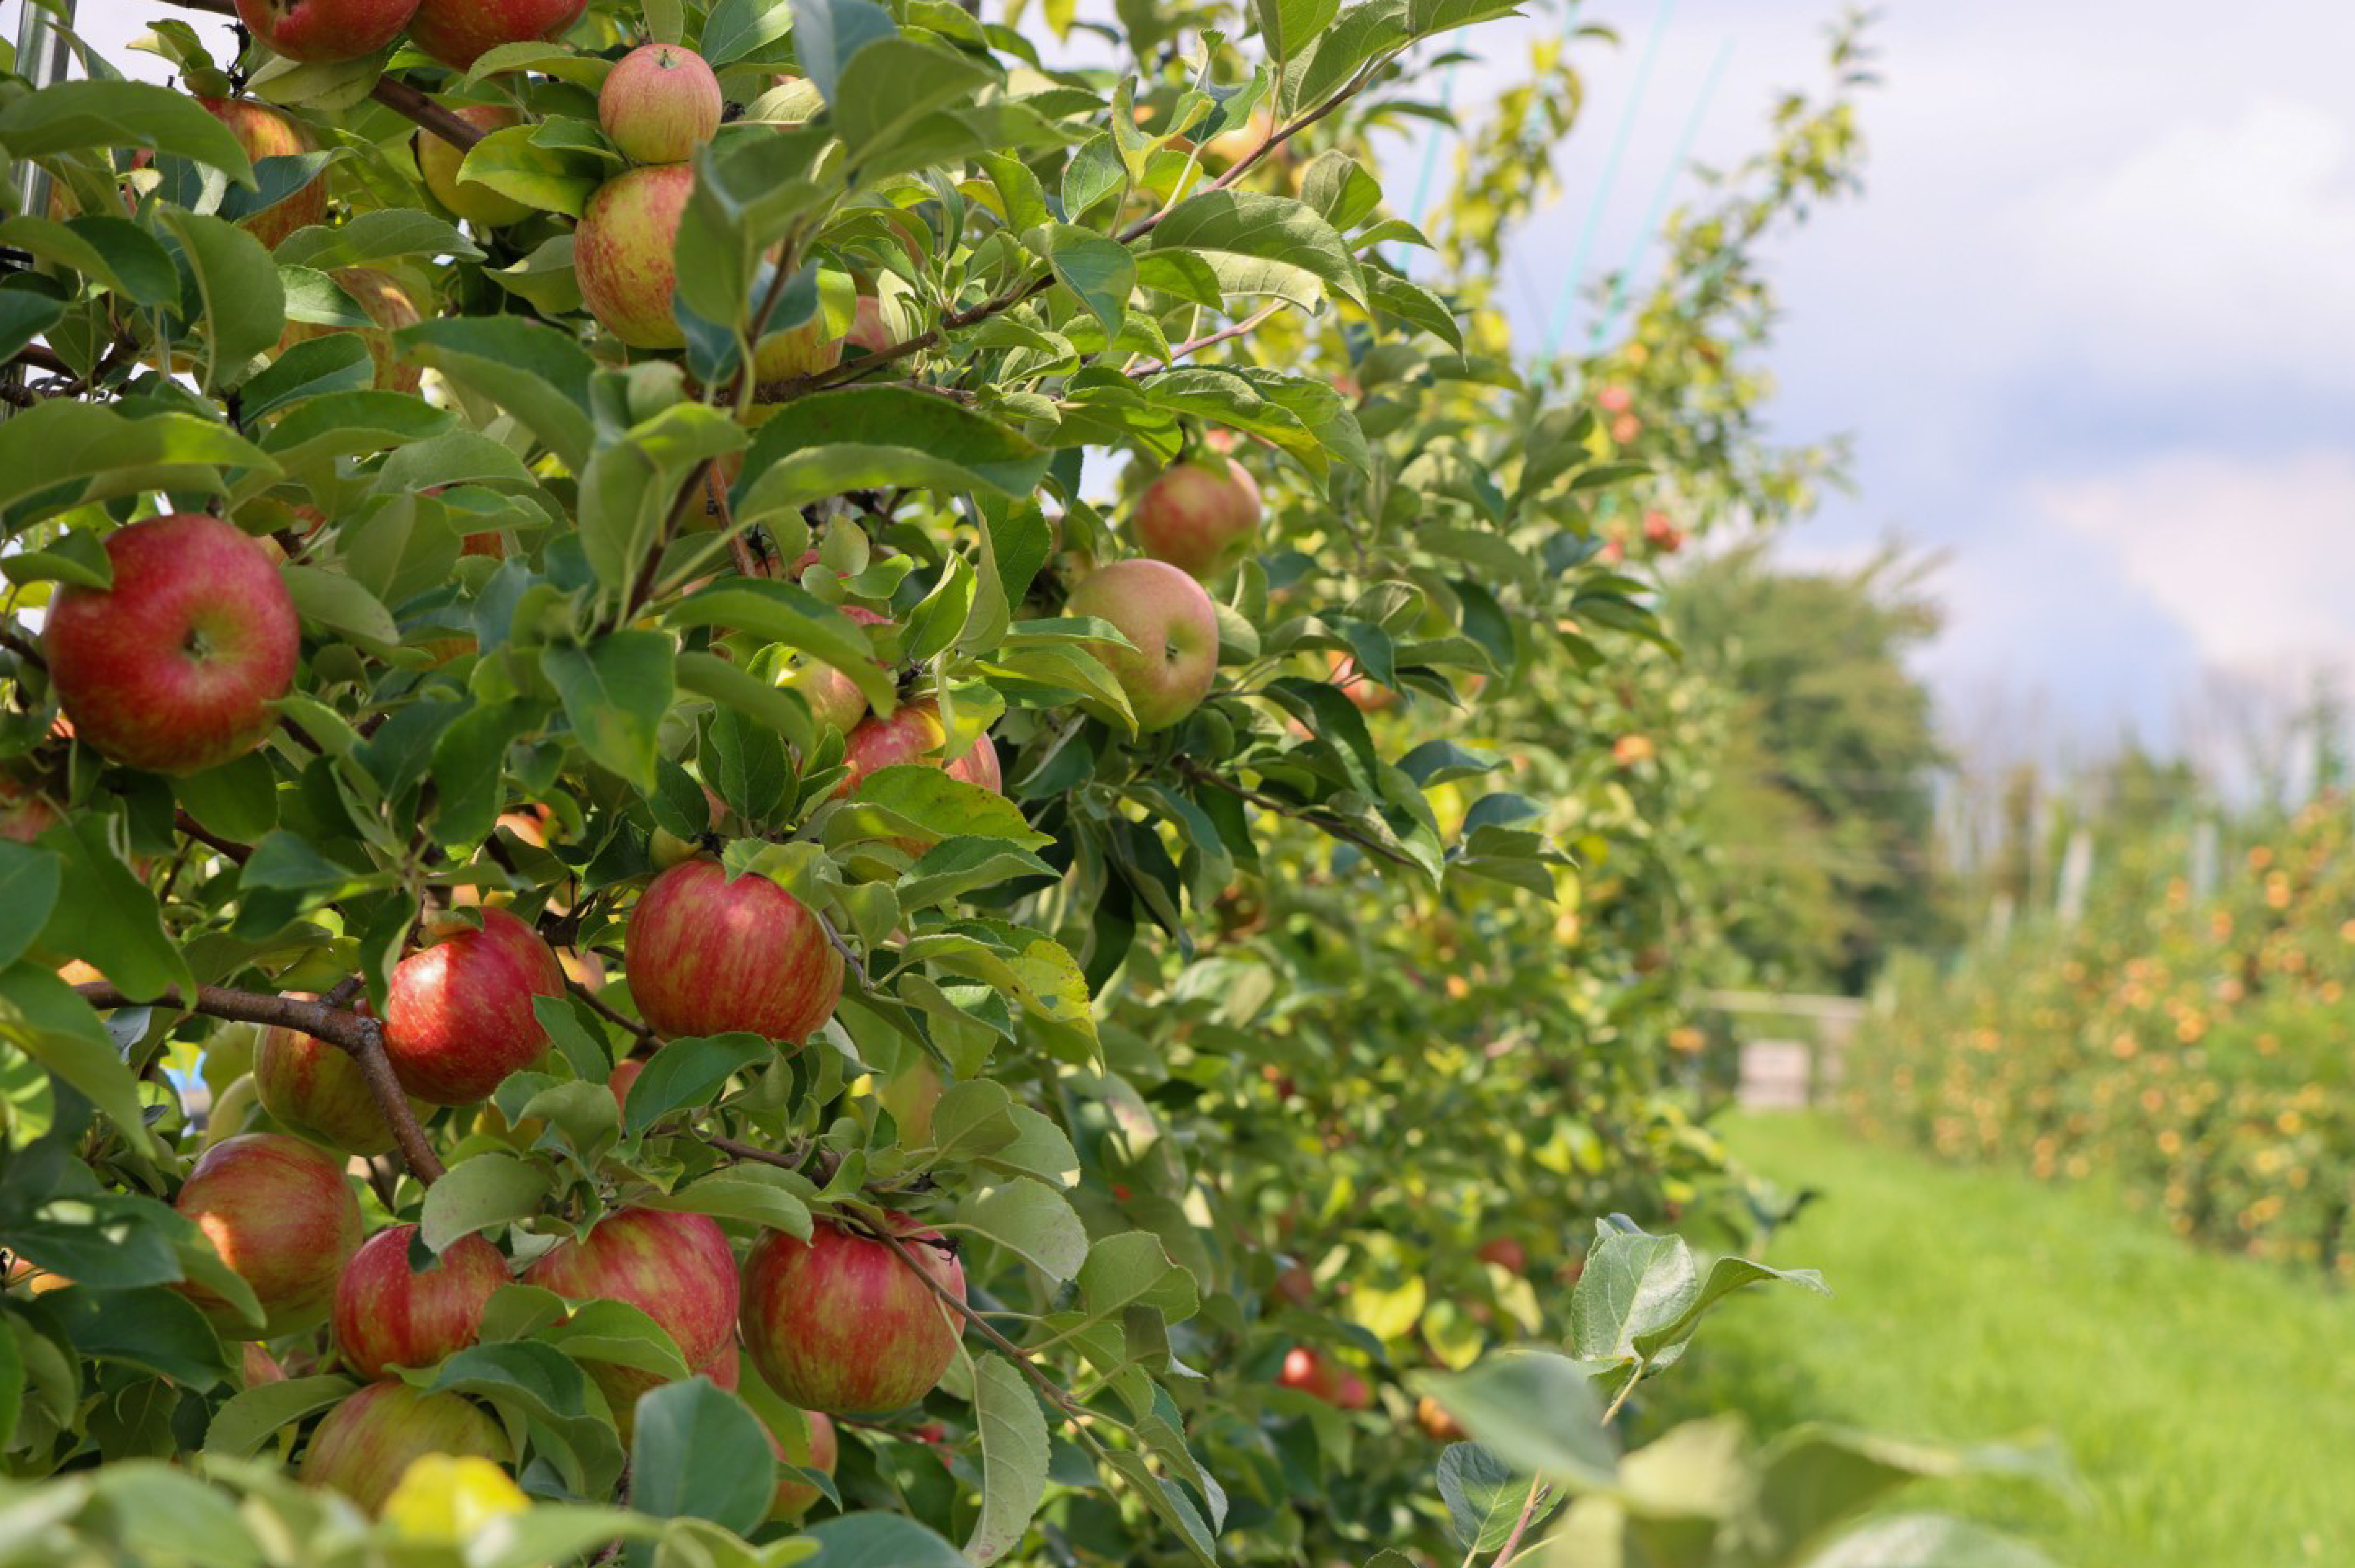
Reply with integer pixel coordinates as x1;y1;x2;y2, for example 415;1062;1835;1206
174;809;252;864
1171;757;1419;870
706;1133;838;1186
374;76;487;154
869;1222;1087;1418
567;977;657;1047
8;343;70;377
0;628;46;671
74;980;445;1183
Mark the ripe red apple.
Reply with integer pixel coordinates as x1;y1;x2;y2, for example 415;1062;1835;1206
1641;509;1684;554
740;1218;965;1414
242;1342;287;1387
235;0;418;63
195;98;327;249
1611;413;1641;444
625;858;842;1043
174;1132;363;1336
1474;1237;1527;1275
1612;734;1655;768
838;700;1001;799
1133;457;1261;579
526;1207;739;1429
416;105;532;227
408;0;585;69
255;1022;399;1156
576;163;692;349
845;295;893;355
382;907;568;1105
600;44;722;164
1596;384;1632;415
766;1407;839;1520
706;1337;740;1390
334;1223;508;1380
1065;559;1219;732
44;514;300;776
1276;1347;1369;1410
608;1055;646;1110
283;267;422;392
301;1381;508;1516
0;777;58;844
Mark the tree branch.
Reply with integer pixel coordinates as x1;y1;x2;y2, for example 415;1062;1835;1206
174;809;252;864
568;977;657;1047
74;980;444;1183
1129;302;1287;378
868;1220;1088;1419
1170;757;1419;870
373;76;487;154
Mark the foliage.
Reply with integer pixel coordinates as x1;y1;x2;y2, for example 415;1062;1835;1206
1852;788;2355;1274
0;0;2039;1564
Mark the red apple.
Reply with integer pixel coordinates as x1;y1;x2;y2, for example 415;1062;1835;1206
243;1342;287;1387
576;163;692;349
255;1022;399;1156
625;858;842;1043
0;777;58;844
838;700;1000;799
174;1132;362;1336
334;1224;509;1380
766;1407;839;1520
739;1217;965;1415
382;907;568;1105
1474;1237;1526;1274
44;514;300;776
1611;413;1641;444
845;295;893;355
1641;509;1683;553
608;1055;646;1110
1133;457;1261;579
408;0;585;70
1596;384;1632;415
1276;1347;1370;1410
600;44;722;164
526;1207;739;1430
1065;559;1219;732
301;1381;509;1516
235;0;418;64
417;105;532;227
195;98;327;249
706;1337;740;1390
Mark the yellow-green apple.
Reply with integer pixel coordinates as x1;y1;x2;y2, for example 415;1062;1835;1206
235;0;418;63
576;163;692;348
1277;1347;1369;1410
765;1407;838;1520
408;0;585;69
284;267;422;391
254;1021;401;1156
876;1056;942;1146
195;97;327;249
524;1207;739;1431
778;605;888;736
334;1223;509;1379
301;1381;509;1516
1066;558;1219;732
599;44;722;164
382;907;567;1104
416;105;532;227
752;313;844;386
845;295;893;355
838;699;1001;798
173;1132;362;1336
43;514;300;775
624;858;842;1043
739;1217;965;1414
1132;457;1260;579
0;776;58;843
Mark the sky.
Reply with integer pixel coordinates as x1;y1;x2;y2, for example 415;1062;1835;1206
32;0;2355;773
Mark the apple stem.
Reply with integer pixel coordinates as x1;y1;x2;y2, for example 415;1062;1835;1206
370;76;487;154
72;980;447;1185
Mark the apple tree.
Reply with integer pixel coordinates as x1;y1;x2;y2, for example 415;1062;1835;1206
0;1;2057;1565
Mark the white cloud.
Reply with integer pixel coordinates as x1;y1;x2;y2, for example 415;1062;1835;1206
2032;449;2355;672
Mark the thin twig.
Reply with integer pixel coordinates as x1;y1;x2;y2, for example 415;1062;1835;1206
372;76;487;154
1129;301;1286;378
174;809;252;864
73;980;444;1183
815;910;869;988
869;1221;1088;1419
568;977;658;1046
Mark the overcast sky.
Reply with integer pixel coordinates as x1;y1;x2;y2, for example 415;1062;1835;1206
35;0;2355;770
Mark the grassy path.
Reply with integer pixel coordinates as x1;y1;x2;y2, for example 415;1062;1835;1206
1649;1114;2355;1568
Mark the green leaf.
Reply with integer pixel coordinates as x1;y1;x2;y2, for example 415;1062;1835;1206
676;650;815;760
733;387;1052;522
396;317;598;471
43;1285;232;1390
1257;0;1343;64
966;1354;1052;1563
424;1341;625;1495
805;1513;970;1568
0;81;255;186
158;210;284;391
835;765;1049;850
895;837;1059;910
419;1153;553;1251
832;38;996;165
1629;1253;1830;1367
276;265;371;328
1288;0;1411;117
630;1377;774;1536
274;206;482;269
701;0;797;65
174;753;279;845
280;562;401;648
1408;0;1527;34
431;700;539;849
456;124;603;218
0;844;60;973
663;581;897;717
620;1033;772;1136
1757;1427;2077;1559
1077;1232;1200;1323
1407;1350;1617;1487
958;1177;1087;1283
0;1194;179;1291
1802;1514;2064;1568
640;1165;813;1239
1048;224;1136;336
40;814;193;1006
0;215;176;306
0;403;275;526
1437;1442;1537;1552
788;0;900;103
0;1316;19;1452
239;334;374;421
544;633;676;791
0;294;63;367
203;1373;356;1458
1146;190;1367;311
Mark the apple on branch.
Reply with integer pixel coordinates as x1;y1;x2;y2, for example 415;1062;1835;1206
382;907;568;1105
1066;559;1221;733
625;858;843;1043
740;1217;966;1415
174;1132;363;1338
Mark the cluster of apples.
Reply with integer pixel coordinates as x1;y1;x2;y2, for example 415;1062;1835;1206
176;1125;956;1517
230;0;585;71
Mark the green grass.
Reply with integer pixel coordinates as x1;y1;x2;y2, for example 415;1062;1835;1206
1647;1113;2355;1568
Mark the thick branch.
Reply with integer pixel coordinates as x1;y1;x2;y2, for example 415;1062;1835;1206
74;980;444;1183
373;76;486;154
